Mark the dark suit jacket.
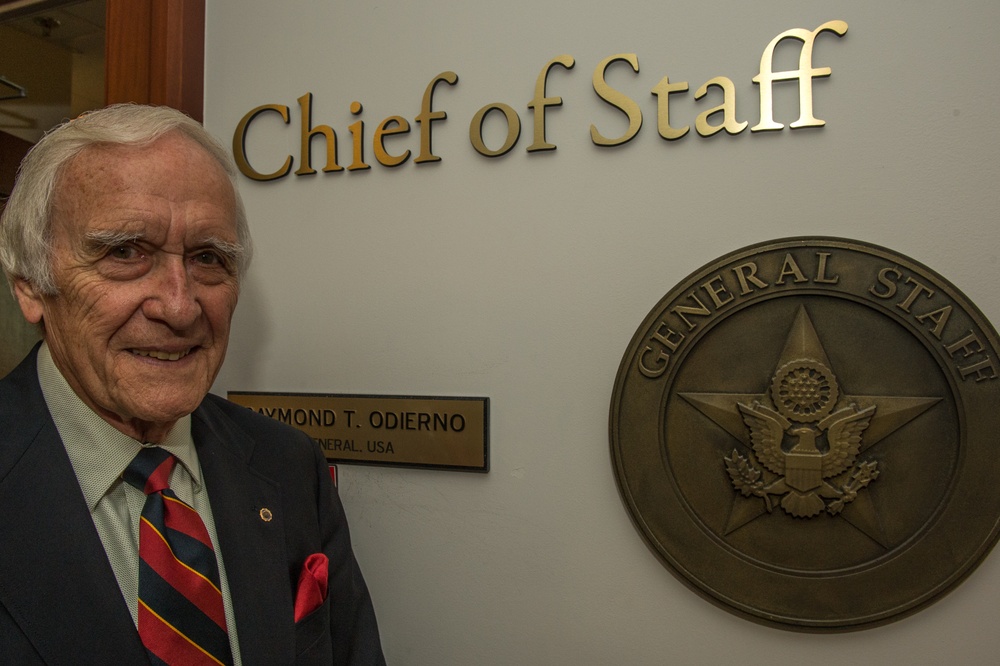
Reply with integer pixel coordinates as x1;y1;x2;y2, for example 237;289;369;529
0;348;386;665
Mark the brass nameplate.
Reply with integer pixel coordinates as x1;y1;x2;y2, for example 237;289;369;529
227;392;488;472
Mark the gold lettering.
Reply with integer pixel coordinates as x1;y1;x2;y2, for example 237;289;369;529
896;277;934;313
945;331;985;359
414;71;459;164
914;305;953;340
470;103;521;157
296;92;342;176
638;322;686;379
232;104;293;182
732;262;769;295
869;267;901;299
590;54;642;147
651;321;685;352
373;116;411;167
814;252;839;283
638;346;670;379
751;20;849;132
957;358;998;382
671;292;712;330
701;275;734;308
347;101;370;171
651;76;689;140
694;76;747;137
776;254;808;284
944;332;996;381
526;55;575;152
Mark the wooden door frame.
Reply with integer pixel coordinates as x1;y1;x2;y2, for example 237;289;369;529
105;0;205;122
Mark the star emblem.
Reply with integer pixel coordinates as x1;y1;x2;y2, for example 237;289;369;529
680;306;940;547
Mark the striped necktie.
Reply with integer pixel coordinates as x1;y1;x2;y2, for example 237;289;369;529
123;446;233;666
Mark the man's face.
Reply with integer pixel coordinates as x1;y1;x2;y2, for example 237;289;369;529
15;132;241;441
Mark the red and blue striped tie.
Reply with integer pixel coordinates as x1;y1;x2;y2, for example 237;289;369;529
123;447;233;666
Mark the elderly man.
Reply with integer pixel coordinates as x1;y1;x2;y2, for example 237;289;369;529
0;105;385;665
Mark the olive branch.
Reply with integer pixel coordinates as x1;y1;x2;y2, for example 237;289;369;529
827;461;880;515
724;450;774;512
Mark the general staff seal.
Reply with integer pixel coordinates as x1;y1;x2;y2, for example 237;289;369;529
609;237;1000;630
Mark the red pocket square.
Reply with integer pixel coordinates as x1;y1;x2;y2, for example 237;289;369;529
293;553;329;622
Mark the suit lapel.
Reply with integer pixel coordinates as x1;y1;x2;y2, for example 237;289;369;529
0;351;146;664
193;400;294;665
0;351;298;664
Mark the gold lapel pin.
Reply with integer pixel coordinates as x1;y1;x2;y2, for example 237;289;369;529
259;507;273;522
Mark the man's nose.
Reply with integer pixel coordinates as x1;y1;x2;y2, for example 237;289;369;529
141;256;202;329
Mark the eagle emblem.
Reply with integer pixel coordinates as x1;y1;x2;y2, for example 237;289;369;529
726;358;880;518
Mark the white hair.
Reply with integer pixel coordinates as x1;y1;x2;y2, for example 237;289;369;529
0;103;252;295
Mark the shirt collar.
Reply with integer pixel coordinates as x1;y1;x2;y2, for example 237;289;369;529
36;342;202;510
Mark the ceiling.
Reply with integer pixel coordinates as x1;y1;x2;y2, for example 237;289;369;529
0;0;105;52
0;0;105;138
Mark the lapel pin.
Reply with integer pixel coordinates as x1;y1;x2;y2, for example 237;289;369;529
259;507;273;522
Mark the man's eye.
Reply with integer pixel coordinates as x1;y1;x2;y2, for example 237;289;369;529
109;245;139;260
193;251;222;265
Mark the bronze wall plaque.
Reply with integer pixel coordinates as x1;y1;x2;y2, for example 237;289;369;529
609;237;1000;631
228;392;489;472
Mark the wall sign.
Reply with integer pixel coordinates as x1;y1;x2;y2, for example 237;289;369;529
229;392;489;472
232;20;848;181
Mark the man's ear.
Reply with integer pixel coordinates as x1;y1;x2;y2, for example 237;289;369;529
12;278;45;325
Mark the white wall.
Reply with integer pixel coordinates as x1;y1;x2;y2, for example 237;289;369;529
204;2;1000;663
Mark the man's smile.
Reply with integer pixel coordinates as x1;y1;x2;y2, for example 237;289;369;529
129;348;195;362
